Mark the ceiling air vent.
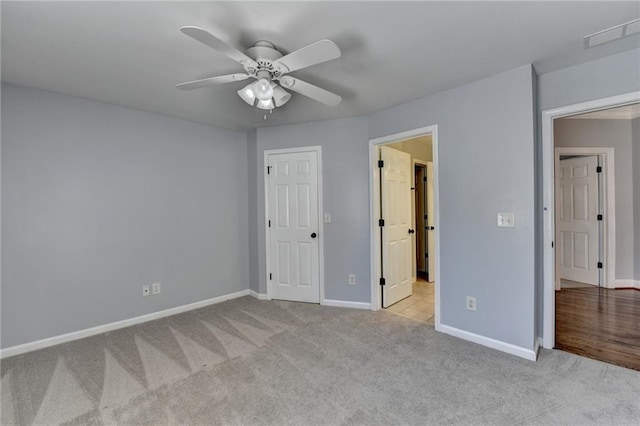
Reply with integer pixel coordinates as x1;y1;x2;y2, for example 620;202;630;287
584;19;640;49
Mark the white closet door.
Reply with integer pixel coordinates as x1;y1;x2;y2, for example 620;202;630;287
268;150;320;303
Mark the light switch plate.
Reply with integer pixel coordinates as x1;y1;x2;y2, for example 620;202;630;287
324;213;332;224
497;212;515;227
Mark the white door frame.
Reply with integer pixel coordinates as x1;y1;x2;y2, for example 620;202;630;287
264;145;325;304
554;147;615;289
368;125;441;330
541;91;639;349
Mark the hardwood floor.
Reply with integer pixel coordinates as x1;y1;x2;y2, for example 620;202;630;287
555;286;640;371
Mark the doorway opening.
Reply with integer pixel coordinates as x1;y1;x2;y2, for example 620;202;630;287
543;96;640;370
369;125;440;328
554;149;610;290
415;162;428;281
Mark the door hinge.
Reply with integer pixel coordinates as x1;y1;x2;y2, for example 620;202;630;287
424;214;428;220
378;160;384;168
596;166;602;173
268;219;271;227
379;277;386;286
379;219;385;227
597;262;603;269
267;165;272;175
425;252;428;257
597;214;603;221
269;273;273;280
551;241;554;248
423;176;427;182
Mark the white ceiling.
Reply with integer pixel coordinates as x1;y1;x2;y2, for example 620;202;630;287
568;102;640;120
2;1;639;131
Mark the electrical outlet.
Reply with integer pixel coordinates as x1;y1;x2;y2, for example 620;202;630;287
142;285;150;297
152;282;161;295
348;274;356;285
466;296;476;311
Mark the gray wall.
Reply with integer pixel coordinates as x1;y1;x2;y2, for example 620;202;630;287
537;48;640;338
634;118;640;281
247;130;259;293
531;67;540;342
253;116;371;302
5;49;639;352
370;65;537;350
554;118;635;280
538;49;640;112
1;84;249;348
253;66;539;351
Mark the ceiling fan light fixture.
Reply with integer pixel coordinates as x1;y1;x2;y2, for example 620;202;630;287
179;27;343;111
273;85;292;107
254;78;274;101
256;98;275;110
237;83;256;105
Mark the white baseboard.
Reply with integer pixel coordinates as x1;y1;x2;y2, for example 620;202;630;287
249;290;269;300
438;323;538;361
0;289;250;359
613;279;640;289
322;299;371;310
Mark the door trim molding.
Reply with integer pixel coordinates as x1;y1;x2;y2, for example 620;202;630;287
554;147;615;289
368;125;441;330
263;145;325;304
541;91;640;350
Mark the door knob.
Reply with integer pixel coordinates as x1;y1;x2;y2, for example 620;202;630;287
408;229;415;234
311;233;317;238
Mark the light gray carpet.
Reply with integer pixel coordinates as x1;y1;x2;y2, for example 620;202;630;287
1;296;639;425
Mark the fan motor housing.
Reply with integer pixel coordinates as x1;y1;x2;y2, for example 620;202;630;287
246;41;283;61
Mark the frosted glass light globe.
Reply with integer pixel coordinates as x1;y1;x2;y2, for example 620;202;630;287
256;98;275;110
254;78;274;101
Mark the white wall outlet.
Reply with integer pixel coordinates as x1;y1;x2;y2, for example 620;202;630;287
348;274;356;285
466;296;476;311
152;282;161;295
324;213;332;223
497;212;515;227
142;285;150;297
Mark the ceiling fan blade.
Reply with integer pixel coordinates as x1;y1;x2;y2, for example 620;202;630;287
176;73;250;90
180;26;257;68
272;40;341;74
279;76;341;106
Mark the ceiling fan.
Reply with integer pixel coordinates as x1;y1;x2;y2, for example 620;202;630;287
177;26;342;110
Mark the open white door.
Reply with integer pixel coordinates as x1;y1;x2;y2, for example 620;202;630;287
426;162;435;282
380;146;413;308
267;150;320;303
555;156;600;287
